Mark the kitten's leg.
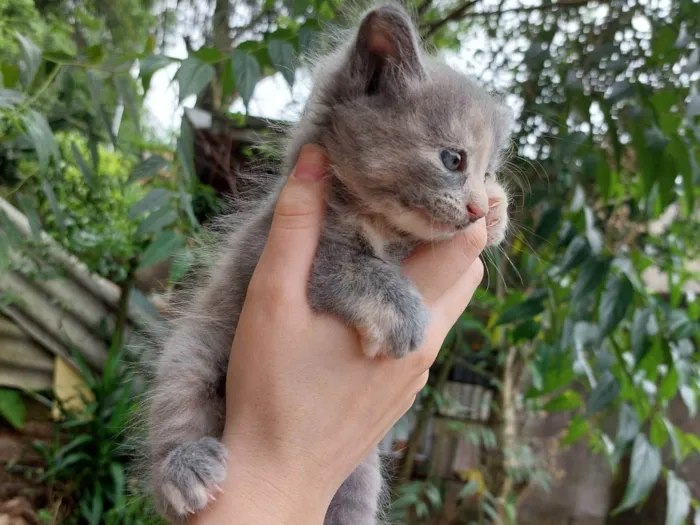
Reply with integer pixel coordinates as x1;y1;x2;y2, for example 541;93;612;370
325;449;384;525
310;240;429;358
148;323;229;523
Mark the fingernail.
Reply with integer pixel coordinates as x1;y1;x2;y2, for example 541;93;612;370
293;145;325;181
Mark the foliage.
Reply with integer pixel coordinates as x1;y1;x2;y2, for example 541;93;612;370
0;387;25;430
1;0;699;523
25;346;164;525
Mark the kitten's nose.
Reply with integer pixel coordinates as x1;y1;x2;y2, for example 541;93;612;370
467;203;486;222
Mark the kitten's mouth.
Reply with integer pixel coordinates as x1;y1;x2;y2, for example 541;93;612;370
414;208;468;235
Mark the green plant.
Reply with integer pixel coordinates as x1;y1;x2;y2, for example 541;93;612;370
0;387;26;430
27;345;163;525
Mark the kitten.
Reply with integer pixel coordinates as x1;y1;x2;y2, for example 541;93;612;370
145;4;513;524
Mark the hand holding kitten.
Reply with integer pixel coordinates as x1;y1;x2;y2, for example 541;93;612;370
188;145;487;525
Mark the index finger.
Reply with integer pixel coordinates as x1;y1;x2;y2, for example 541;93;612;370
401;220;487;305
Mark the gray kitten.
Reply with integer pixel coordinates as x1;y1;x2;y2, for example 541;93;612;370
146;4;513;524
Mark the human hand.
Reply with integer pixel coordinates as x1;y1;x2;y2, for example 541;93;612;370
190;144;486;525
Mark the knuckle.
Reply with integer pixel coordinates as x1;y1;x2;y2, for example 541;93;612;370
464;222;488;254
416;371;430;391
272;190;318;232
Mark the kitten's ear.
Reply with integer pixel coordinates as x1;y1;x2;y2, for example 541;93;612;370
350;5;424;95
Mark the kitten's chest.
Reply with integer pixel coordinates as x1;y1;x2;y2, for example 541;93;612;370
358;218;416;263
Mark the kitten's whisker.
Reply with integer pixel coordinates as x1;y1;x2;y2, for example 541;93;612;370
497;245;523;286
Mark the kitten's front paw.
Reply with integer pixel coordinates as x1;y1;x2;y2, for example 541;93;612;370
485;180;509;246
156;437;228;520
359;291;429;359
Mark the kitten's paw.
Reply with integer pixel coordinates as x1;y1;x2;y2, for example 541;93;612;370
156;438;227;519
359;291;429;359
485;181;509;246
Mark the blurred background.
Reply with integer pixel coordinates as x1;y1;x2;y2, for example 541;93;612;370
0;0;699;524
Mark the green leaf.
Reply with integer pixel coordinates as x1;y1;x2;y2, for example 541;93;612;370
0;88;24;108
556;236;590;275
22;110;60;172
650;416;668;448
139;54;171;93
608;80;635;103
128;189;171;220
169;248;195;283
562;415;589;445
664;419;682;463
616;403;640;445
0;233;9;270
668;310;696;340
231;50;261;108
56;434;92;458
111;463;126;507
534;205;562;242
191;47;224;63
135;206;178;237
0;210;23;249
71;142;95;189
458;480;480;500
512;319;541;342
17;194;41;238
586;371;620;415
0;389;26;430
1;63;20;88
668;134;694;216
87;132;100;172
178;182;197;229
40;178;64;233
268;39;296;87
613;434;661;514
138;231;185;270
544;390;582;411
85;44;105;64
140;54;172;74
299;27;319;55
176;57;215;102
659;368;679;403
632;308;653;365
15;33;42;87
113;75;141;134
130;155;168;183
598;274;634;339
572;256;610;302
177;117;195;186
424;484;442;508
680;385;697;418
666;472;691;525
596;153;612;199
495;290;546;326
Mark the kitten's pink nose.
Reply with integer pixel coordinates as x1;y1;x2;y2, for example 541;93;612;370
467;202;486;222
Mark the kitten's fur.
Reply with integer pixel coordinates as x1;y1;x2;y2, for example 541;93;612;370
146;4;513;524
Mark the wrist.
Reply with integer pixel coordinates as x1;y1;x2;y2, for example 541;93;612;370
188;431;334;525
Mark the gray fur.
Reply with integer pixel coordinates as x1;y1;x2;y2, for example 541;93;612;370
145;3;513;524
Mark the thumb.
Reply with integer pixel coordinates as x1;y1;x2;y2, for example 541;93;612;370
256;144;327;292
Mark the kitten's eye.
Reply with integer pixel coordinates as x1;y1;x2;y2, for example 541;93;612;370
440;149;465;172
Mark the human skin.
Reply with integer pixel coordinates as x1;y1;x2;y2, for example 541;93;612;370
189;145;487;525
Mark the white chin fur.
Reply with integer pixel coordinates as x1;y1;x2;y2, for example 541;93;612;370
385;205;458;241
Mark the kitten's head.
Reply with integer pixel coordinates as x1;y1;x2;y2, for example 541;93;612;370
288;3;513;245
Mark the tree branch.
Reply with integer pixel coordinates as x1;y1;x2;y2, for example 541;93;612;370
422;0;478;37
466;0;596;19
423;0;595;36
